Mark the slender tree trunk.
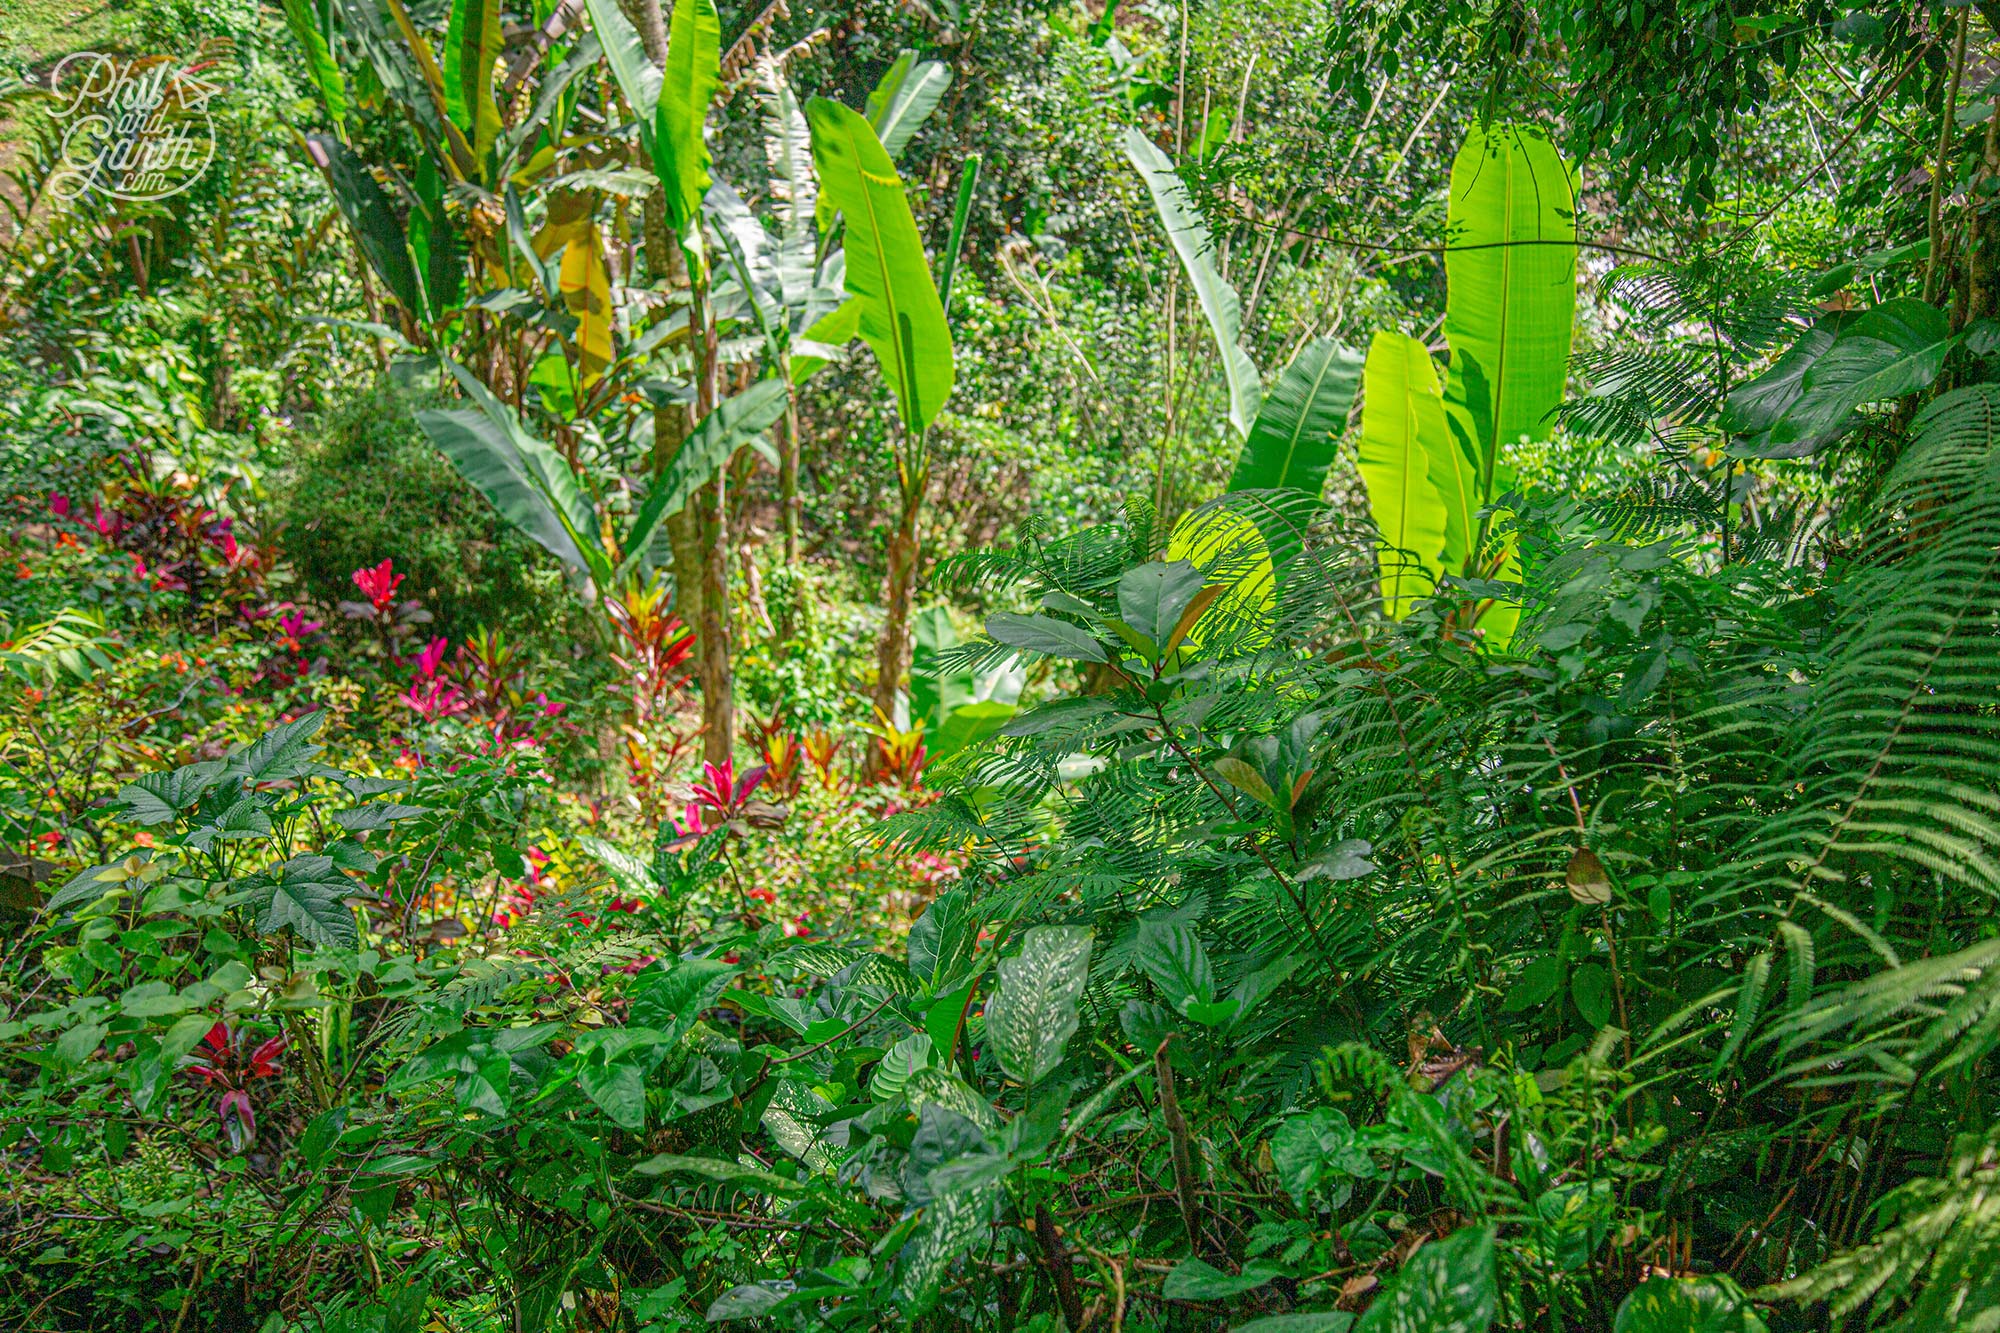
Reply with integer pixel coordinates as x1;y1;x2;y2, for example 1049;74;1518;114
690;267;732;765
1961;80;2000;332
622;0;714;724
778;352;802;567
871;479;923;721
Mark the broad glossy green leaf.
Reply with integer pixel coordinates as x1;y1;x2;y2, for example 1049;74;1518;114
929;700;1016;759
1719;322;1839;437
984;925;1092;1086
791;296;861;382
117;762;226;825
1614;1276;1767;1333
1765;297;1953;452
908;886;980;993
1135;919;1215;1013
1232;1315;1355;1333
1117;560;1207;644
808;98;954;433
1441;122;1578;498
891;1180;998;1313
1163;1258;1282;1300
1572;962;1613;1029
1124;126;1261;437
576;834;657;899
442;0;504;162
707;1283;797;1322
279;0;348;125
871;1032;936;1101
984;612;1106;663
1353;1226;1498;1333
652;0;718;240
1358;331;1449;619
417;362;600;581
1231;338;1363;496
630;1154;805;1195
248;855;358;948
578;1058;647;1130
865;50;953;159
416;408;586;575
628;957;737;1049
230;711;326;785
1271;1107;1362;1209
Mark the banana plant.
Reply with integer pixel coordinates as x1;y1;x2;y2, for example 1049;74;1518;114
806;95;960;718
415;360;787;603
1353;123;1578;643
1357;332;1450;620
286;0;601;369
1125;128;1364;579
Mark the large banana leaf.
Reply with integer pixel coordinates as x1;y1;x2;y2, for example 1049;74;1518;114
583;0;662;123
653;0;719;242
303;133;421;316
407;156;463;320
382;0;478;178
442;0;505;163
791;299;861;383
278;0;348;127
333;0;446;148
1358;331;1449;620
757;60;816;244
1440;123;1577;500
806;98;954;434
559;224;614;388
866;50;953;159
636;380;792;569
416;363;601;582
1229;338;1363;496
1123;127;1261;439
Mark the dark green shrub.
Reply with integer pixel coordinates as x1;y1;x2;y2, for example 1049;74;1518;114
271;385;571;645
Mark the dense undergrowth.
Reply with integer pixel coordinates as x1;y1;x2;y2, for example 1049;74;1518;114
4;0;2000;1331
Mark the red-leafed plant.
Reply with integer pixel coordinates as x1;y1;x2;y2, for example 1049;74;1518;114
183;1022;285;1150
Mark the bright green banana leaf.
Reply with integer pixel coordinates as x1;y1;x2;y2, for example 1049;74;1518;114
1229;338;1363;496
583;0;661;123
807;98;954;434
1441;123;1578;501
866;50;953;159
1358;332;1450;620
442;0;504;163
654;0;719;242
279;0;348;127
1123;127;1262;439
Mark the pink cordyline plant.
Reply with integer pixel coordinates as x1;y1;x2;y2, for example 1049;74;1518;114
689;759;766;822
184;1022;284;1150
351;558;404;612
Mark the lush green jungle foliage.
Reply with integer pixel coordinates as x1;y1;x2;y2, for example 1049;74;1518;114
6;0;2000;1330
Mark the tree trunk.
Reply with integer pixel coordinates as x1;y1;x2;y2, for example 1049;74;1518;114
699;476;733;765
620;0;724;752
778;354;802;566
872;482;923;721
689;265;730;764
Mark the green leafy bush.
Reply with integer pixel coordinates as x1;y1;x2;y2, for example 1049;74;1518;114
270;387;575;646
